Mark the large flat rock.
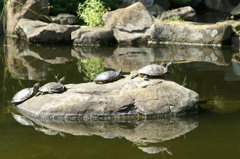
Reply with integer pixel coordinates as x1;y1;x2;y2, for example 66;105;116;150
149;21;232;46
16;75;199;119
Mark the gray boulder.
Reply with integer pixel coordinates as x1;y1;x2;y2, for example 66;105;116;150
149;21;232;46
15;19;80;43
50;13;79;25
71;27;116;46
147;4;166;17
16;75;199;119
205;0;234;12
103;2;155;44
157;6;196;21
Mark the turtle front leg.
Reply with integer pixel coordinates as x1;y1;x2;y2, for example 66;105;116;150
131;73;139;79
98;81;104;85
143;75;149;81
35;92;41;96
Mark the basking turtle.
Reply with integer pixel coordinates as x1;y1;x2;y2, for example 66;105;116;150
94;69;123;84
11;82;40;105
131;61;173;81
36;77;66;96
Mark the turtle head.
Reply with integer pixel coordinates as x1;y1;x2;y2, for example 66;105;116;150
166;61;173;71
117;69;122;75
34;82;40;89
59;77;65;84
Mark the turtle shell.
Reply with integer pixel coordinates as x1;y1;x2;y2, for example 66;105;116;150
38;77;66;94
39;82;65;93
94;69;122;84
138;64;168;77
11;82;40;105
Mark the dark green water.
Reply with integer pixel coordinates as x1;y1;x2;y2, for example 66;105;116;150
1;37;240;158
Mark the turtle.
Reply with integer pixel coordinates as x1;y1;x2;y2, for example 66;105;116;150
35;77;66;96
94;69;124;84
131;61;173;81
11;82;40;105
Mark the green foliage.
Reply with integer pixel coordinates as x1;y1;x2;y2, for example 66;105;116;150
162;15;184;22
181;76;187;87
49;0;121;16
77;58;105;82
77;0;110;27
171;0;191;4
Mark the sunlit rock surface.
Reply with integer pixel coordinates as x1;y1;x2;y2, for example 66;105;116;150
16;75;199;119
103;2;155;44
150;21;232;45
50;13;79;25
71;27;116;46
157;6;196;21
15;19;80;43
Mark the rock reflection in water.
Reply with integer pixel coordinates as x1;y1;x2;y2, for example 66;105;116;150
4;37;74;81
73;45;231;72
4;36;233;82
12;112;65;137
12;112;198;154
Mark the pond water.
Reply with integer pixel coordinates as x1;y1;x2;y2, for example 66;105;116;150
1;36;240;159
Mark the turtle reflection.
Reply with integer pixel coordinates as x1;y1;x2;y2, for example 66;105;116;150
138;146;172;155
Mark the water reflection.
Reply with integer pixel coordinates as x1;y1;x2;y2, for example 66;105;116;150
12;111;198;154
4;38;75;81
138;146;172;155
4;37;234;81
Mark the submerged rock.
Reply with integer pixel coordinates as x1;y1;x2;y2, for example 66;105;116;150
16;75;199;119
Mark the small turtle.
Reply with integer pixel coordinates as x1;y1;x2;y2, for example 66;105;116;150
11;82;40;105
36;77;66;96
94;69;123;84
131;61;173;81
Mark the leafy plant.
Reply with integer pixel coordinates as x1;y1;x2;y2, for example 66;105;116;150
77;0;110;27
49;0;121;16
77;58;105;82
181;76;187;87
